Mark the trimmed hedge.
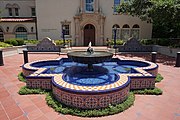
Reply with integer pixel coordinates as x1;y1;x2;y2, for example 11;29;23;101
155;73;164;83
140;38;179;48
132;87;163;95
18;72;26;82
107;39;124;45
54;40;72;45
4;38;24;46
18;86;47;95
24;40;39;45
0;42;12;48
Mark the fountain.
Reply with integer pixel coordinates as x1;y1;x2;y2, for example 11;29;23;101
67;42;113;70
22;43;158;109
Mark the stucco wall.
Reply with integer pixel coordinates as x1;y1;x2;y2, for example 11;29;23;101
36;0;80;40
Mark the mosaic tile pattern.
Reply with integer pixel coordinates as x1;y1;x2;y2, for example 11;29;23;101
52;85;130;109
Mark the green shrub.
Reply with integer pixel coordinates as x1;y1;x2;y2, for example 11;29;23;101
0;42;12;48
4;38;25;46
140;39;155;45
108;39;124;45
140;38;179;47
54;39;72;45
171;44;180;48
16;39;24;45
155;73;164;83
18;72;26;82
24;40;39;45
18;86;47;95
156;38;169;46
11;40;18;46
5;39;18;46
132;87;163;95
54;40;64;45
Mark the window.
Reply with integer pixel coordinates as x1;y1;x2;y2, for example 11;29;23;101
61;20;71;38
112;24;121;39
131;24;140;39
31;8;36;16
15;8;19;16
121;24;130;40
0;28;4;42
114;0;120;13
62;25;70;35
85;0;94;12
8;8;13;16
15;27;27;40
6;3;20;17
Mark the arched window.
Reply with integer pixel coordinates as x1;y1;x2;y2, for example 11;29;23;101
112;24;121;39
122;24;130;28
132;24;140;28
121;24;130;40
85;0;94;12
131;24;140;39
0;28;4;42
15;27;27;40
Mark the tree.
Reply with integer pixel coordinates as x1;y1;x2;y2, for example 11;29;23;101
117;0;180;38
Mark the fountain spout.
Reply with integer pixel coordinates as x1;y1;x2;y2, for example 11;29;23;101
87;42;94;54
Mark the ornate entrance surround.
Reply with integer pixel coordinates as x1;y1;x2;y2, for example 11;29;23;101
74;0;106;46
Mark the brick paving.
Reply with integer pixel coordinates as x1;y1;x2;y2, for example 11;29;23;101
0;53;179;120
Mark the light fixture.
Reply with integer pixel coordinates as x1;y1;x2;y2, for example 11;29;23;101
6;27;9;32
31;27;34;32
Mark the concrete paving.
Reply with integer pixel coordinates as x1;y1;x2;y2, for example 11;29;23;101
0;52;179;120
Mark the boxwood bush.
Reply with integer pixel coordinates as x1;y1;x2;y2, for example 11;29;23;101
4;38;25;46
0;42;12;48
54;39;72;45
24;40;39;45
108;39;124;45
155;73;164;83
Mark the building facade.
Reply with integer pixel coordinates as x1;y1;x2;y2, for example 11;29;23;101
0;0;152;46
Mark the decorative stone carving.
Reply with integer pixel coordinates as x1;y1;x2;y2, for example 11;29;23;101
27;37;61;52
74;13;106;46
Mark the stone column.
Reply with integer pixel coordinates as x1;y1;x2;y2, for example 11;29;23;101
0;50;4;66
80;0;84;13
175;52;180;67
151;52;157;63
95;0;99;13
74;17;80;46
23;50;28;64
100;16;105;45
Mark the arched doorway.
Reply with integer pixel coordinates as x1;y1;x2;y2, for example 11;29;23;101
84;24;95;46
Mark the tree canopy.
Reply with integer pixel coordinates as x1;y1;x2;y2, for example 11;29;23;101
117;0;180;38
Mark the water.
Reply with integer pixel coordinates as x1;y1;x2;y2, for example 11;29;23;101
41;61;138;86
